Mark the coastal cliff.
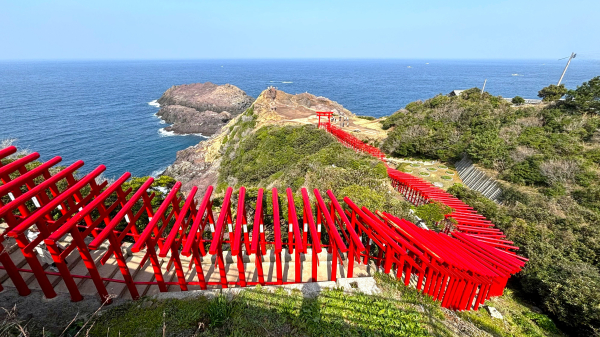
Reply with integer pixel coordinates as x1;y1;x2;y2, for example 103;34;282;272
156;82;254;136
163;87;387;195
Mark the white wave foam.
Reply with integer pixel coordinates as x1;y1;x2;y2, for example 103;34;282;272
150;166;168;178
159;119;166;124
158;128;206;137
158;128;175;137
148;100;160;108
282;81;293;84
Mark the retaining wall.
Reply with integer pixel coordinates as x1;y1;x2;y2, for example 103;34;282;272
455;156;502;203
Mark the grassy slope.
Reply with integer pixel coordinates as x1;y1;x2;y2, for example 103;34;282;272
73;274;559;337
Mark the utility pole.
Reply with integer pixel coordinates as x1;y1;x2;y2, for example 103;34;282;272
557;52;576;85
481;79;487;94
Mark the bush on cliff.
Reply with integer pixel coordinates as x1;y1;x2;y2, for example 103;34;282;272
413;201;453;229
538;84;567;102
565;76;600;113
382;81;600;187
512;96;525;105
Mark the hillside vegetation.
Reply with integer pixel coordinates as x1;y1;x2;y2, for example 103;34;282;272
217;107;411;219
381;77;600;335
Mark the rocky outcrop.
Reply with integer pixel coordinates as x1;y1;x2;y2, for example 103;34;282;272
157;106;232;135
163;87;386;197
162;126;228;195
156;82;253;136
251;87;386;141
251;87;355;127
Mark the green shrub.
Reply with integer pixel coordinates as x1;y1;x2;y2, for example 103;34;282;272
340;184;386;211
522;311;561;334
502;157;546;186
512;96;526;105
207;295;233;327
499;185;530;205
565;76;600;113
575;169;597;187
413;201;453;227
381;110;407;130
541;183;566;197
538;84;567;102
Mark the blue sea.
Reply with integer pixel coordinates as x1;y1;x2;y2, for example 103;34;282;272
1;59;598;178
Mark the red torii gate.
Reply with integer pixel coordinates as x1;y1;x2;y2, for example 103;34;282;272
0;141;524;311
316;111;333;128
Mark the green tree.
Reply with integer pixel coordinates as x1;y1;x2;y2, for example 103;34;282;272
466;130;508;168
413;201;453;227
512;96;525;105
538;84;567;102
565;76;600;113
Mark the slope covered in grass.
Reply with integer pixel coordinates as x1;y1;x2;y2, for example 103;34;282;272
69;274;560;337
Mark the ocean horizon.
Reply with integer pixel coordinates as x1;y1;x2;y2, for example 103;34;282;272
1;59;598;178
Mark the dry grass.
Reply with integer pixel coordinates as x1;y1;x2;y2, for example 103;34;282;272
1;305;30;337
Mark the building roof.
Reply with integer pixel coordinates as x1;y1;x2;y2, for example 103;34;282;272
448;90;465;97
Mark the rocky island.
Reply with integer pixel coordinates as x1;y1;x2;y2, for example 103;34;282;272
156;82;254;136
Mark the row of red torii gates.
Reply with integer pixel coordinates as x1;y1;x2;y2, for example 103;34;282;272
0;112;525;311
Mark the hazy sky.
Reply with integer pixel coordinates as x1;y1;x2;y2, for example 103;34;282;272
1;0;599;60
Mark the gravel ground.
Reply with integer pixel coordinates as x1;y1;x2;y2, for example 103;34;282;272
0;287;128;336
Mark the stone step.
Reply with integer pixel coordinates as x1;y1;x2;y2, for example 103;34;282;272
1;234;377;300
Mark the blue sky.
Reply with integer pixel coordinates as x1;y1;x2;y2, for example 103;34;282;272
1;0;598;60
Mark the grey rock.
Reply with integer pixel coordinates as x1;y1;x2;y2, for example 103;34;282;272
486;306;504;319
156;82;253;136
335;277;381;295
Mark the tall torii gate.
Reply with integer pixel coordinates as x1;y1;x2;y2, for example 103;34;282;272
316;111;333;128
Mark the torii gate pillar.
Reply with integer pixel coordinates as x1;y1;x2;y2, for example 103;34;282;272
316;111;333;129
